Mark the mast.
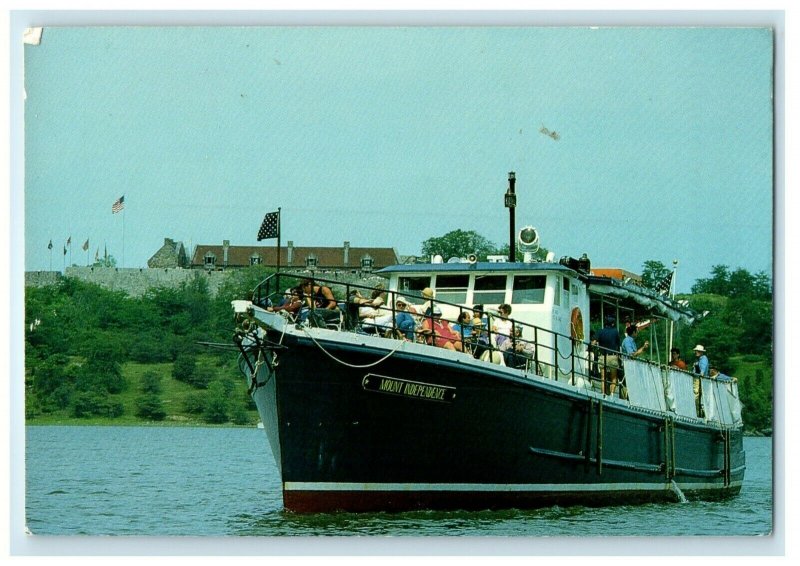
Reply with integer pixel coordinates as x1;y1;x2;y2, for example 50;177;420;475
505;171;517;262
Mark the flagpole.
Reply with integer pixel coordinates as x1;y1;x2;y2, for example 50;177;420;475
668;259;678;358
276;207;281;274
122;206;126;268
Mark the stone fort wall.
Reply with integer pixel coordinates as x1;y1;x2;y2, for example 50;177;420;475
25;267;230;297
24;267;386;298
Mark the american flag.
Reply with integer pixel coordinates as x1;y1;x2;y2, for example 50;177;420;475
112;195;125;214
257;210;280;241
654;271;674;296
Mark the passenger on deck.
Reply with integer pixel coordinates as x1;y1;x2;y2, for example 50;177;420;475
420;306;464;352
299;278;341;326
492;304;514;350
358;285;389;329
504;326;535;369
300;279;338;310
669;347;687;370
692;344;709;418
693;345;709;376
392;297;417;339
452;311;473;340
621;325;649;358
471;304;490;359
709;367;733;384
268;287;303;317
597;315;621;395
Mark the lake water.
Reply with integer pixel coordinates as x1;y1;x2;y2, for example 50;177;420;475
22;426;774;552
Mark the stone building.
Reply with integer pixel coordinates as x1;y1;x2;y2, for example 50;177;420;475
190;240;399;273
147;238;189;268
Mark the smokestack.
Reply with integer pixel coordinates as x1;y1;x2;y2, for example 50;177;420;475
223;239;230;266
504;171;517;262
287;240;294;264
343;241;350;265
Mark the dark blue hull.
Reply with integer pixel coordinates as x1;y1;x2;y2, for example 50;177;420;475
250;331;744;513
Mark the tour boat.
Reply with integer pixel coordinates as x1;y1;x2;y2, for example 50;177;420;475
231;250;744;513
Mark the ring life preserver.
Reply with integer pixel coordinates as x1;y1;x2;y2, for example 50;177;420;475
570;307;584;341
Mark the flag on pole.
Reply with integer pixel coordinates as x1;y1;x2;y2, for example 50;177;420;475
47;240;53;250
112;195;125;214
63;246;67;256
257;210;280;241
95;248;99;261
654;271;674;296
66;236;71;246
82;239;89;251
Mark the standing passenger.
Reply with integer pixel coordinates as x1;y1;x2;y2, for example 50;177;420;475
692;344;709;417
597;316;621;395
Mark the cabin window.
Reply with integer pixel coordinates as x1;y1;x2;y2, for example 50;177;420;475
305;254;318;268
474;275;507;305
360;256;374;271
398;276;431;301
250;254;262;266
512;275;546;304
435;274;469;304
204;252;216;268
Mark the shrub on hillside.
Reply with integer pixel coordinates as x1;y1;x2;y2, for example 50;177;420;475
202;381;229;424
135;393;167;421
140;370;163;394
71;391;124;418
182;391;207;415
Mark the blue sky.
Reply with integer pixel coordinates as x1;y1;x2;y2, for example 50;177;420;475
21;24;774;292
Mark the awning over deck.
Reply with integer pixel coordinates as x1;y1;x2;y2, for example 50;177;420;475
587;276;695;324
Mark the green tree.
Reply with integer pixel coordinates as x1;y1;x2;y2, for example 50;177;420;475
202;381;229;424
640;260;671;289
421;230;497;262
140;370;162;394
172;353;197;383
135;394;167;421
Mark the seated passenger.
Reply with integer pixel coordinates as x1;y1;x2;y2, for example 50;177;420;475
452;311;473;340
299;278;341;326
420;306;464;352
471;304;490;359
503;326;535;368
358;285;389;327
268;287;303;317
492;303;514;350
300;278;338;310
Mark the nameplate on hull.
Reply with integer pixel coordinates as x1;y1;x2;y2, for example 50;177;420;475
362;374;456;403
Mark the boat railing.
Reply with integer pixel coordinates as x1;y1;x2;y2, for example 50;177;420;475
248;273;741;426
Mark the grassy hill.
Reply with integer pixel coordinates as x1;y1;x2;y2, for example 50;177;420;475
25;354;260;427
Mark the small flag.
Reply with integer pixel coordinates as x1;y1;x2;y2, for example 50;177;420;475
82;239;89;251
95;248;99;261
47;239;53;250
63;246;67;256
66;236;71;246
112;195;125;214
654;272;674;296
257;210;280;241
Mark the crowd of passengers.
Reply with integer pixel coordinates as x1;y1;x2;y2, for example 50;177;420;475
262;279;733;403
263;279;530;365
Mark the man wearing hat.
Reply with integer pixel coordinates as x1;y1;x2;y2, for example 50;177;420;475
692;344;709;417
692;345;709;376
